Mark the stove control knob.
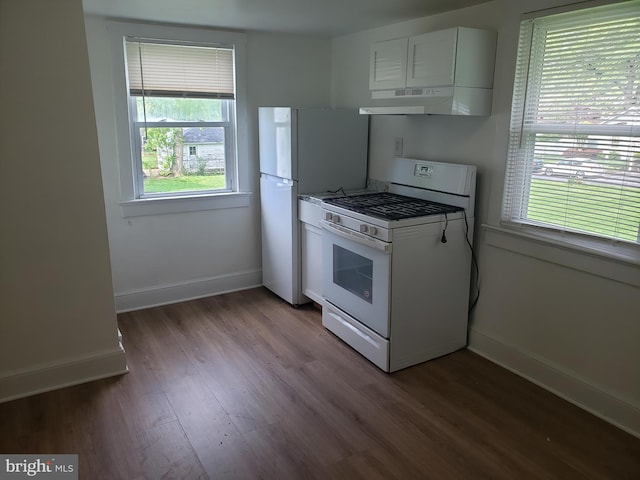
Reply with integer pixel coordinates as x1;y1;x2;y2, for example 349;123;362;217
369;227;378;235
359;224;368;233
333;215;340;223
325;212;333;221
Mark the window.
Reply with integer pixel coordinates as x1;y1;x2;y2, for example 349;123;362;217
502;1;640;247
107;22;249;216
125;39;236;198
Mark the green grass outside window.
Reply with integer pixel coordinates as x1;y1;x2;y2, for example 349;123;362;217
527;179;640;242
144;174;226;194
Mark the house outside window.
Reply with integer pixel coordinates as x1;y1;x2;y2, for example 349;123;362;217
502;1;640;247
125;39;236;197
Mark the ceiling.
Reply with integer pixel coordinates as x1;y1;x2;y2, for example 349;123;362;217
82;0;492;36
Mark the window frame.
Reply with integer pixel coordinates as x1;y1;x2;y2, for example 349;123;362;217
501;1;640;258
128;96;236;198
107;20;250;217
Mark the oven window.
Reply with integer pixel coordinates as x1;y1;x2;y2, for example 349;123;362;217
333;245;373;304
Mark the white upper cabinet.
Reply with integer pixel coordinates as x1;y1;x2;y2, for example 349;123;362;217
369;27;496;91
407;28;457;88
369;38;409;90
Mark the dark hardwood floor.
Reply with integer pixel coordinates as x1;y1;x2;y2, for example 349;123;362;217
1;287;639;479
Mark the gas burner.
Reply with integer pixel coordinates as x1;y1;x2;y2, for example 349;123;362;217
323;192;462;221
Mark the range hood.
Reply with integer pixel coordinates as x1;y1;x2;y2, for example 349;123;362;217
359;86;493;116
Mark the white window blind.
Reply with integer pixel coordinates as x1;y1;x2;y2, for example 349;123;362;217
502;1;640;245
125;39;235;99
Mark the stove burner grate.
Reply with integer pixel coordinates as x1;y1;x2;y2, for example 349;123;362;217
324;192;462;221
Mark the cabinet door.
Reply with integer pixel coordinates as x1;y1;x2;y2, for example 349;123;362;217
301;222;324;304
407;28;458;88
369;38;408;90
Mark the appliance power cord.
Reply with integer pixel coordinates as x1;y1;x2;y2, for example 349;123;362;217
463;210;480;313
326;186;347;197
441;213;448;243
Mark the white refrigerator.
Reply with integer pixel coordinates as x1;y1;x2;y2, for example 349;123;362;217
259;107;368;305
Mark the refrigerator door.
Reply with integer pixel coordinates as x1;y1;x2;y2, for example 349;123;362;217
260;173;307;305
258;107;297;180
297;109;368;194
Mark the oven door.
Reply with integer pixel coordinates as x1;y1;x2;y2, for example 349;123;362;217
321;220;391;338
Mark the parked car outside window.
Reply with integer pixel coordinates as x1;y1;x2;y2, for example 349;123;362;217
533;158;543;172
543;158;602;178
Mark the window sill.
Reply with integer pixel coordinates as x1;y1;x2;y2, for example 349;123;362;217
483;224;640;288
119;191;252;217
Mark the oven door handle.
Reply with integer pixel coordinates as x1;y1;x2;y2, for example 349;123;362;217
320;220;392;253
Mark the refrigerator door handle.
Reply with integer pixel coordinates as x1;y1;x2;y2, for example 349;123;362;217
260;173;294;187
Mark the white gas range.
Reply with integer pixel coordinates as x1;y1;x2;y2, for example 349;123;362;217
320;157;476;372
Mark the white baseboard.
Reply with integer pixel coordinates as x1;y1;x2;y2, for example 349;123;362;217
0;344;128;403
468;329;640;439
114;269;262;313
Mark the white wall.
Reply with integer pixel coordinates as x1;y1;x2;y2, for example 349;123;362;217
84;18;332;311
0;0;127;402
331;0;640;437
246;32;331;109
